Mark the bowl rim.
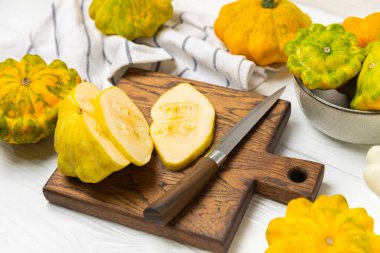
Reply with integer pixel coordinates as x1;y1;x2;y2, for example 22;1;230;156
294;76;380;115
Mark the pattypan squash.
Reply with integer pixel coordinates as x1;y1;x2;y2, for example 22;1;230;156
55;82;130;183
351;40;380;110
285;24;365;90
214;0;312;66
55;82;154;183
266;195;380;253
0;54;80;144
343;12;380;48
89;0;173;40
364;146;380;198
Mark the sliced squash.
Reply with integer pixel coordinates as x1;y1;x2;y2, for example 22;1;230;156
55;83;130;183
95;87;153;166
150;83;215;171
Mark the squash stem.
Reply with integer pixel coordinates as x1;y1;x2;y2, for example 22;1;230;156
262;0;277;8
325;236;334;246
21;78;31;86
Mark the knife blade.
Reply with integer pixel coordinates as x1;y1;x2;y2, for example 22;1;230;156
143;86;286;226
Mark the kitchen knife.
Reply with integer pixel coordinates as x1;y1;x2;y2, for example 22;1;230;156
143;86;286;226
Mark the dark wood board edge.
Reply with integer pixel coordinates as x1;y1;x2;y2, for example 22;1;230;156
265;100;291;154
219;102;292;252
254;100;325;203
43;183;226;253
310;163;325;200
221;182;257;253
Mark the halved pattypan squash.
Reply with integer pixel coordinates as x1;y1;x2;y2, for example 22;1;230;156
0;54;80;144
285;24;365;90
343;12;380;48
351;40;380;110
266;195;380;253
55;83;153;183
214;0;312;66
55;83;130;183
89;0;173;40
150;83;215;171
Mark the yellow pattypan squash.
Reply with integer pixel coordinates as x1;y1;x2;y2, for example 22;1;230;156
343;12;380;48
55;82;152;183
55;83;130;183
214;0;312;66
266;195;380;253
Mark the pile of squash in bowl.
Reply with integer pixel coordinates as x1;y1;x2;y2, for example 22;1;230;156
213;0;380;113
285;12;380;112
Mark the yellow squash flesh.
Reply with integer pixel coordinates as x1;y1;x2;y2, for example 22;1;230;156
54;83;130;183
95;87;153;166
150;83;215;171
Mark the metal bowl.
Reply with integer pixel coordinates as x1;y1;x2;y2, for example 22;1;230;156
294;77;380;144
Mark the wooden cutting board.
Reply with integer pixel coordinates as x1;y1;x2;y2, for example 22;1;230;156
43;68;324;253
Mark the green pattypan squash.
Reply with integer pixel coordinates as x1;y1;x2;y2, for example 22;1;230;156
89;0;173;40
351;40;380;110
285;24;365;90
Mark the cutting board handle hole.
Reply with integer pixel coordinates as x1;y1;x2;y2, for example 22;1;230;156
288;167;307;183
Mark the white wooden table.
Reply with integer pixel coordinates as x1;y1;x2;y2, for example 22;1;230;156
1;1;380;252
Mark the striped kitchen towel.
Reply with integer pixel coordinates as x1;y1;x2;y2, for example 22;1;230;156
0;0;267;90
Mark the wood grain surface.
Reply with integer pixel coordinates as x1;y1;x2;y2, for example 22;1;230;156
43;68;324;253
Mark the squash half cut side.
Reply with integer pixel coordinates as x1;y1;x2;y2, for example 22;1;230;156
96;87;153;166
150;83;215;171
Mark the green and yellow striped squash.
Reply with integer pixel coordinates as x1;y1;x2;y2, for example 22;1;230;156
351;40;380;110
0;54;81;144
89;0;173;40
285;24;365;90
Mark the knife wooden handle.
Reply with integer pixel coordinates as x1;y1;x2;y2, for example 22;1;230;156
143;157;219;226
